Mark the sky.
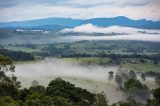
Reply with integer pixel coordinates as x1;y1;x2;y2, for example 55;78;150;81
0;0;160;22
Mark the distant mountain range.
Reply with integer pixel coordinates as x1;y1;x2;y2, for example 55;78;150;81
0;16;160;30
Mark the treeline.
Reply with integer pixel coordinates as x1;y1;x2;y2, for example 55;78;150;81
60;53;160;61
33;46;160;62
0;49;34;61
4;40;160;57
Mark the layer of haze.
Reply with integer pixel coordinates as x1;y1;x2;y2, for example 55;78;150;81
61;24;160;42
61;24;160;34
62;34;160;42
15;58;158;103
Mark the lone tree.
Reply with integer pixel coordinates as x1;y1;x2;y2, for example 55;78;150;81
129;71;137;79
115;74;123;88
124;79;143;91
108;71;114;81
155;74;160;85
141;73;146;81
124;79;150;101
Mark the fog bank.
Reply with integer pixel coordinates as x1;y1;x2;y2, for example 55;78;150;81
61;24;160;34
62;34;160;42
15;58;158;103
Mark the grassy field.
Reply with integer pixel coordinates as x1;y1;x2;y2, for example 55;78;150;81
121;62;160;72
61;57;160;72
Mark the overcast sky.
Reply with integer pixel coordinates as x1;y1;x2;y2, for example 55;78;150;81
0;0;160;22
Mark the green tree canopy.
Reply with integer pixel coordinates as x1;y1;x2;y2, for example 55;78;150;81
25;92;53;106
153;87;160;102
46;78;95;106
0;96;21;106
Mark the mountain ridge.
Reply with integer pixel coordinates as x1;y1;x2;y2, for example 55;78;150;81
0;16;160;30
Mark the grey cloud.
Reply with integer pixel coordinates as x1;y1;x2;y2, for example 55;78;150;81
0;0;152;9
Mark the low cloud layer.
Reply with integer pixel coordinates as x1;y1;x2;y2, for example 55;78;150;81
61;24;160;34
15;59;118;82
15;58;158;103
62;34;160;42
61;24;160;42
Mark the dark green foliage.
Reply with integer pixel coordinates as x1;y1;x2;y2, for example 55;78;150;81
25;92;53;106
0;54;12;64
118;101;143;106
153;87;160;102
146;99;160;106
53;96;71;106
117;97;144;106
19;88;30;102
123;79;150;101
29;85;46;94
139;58;145;63
124;79;150;102
0;49;34;61
0;84;19;100
19;85;46;102
0;96;21;106
93;93;109;106
46;78;95;106
124;79;143;91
